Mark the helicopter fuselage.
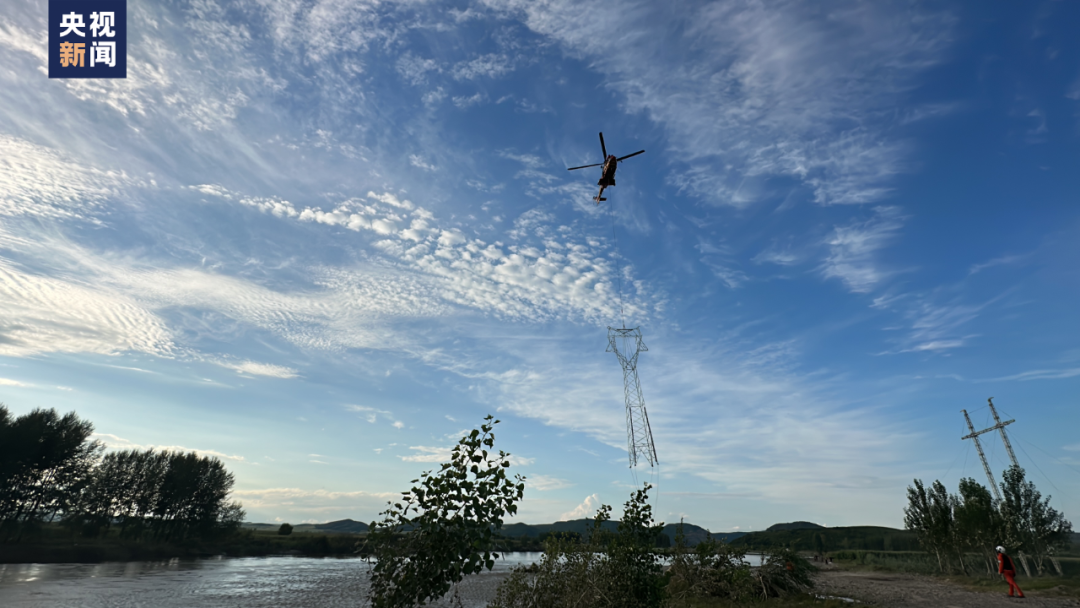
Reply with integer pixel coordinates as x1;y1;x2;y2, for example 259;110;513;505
598;155;618;187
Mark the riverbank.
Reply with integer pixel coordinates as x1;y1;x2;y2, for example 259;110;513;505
0;530;365;564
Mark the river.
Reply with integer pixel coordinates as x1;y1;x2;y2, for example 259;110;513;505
0;551;768;607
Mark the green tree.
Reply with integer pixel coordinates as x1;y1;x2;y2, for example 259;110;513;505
904;479;956;573
952;477;1002;576
365;415;525;608
1000;466;1073;576
278;523;293;536
0;406;101;541
607;483;666;607
151;451;243;542
68;448;243;543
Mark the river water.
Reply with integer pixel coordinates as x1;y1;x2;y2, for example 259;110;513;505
0;551;767;607
0;553;539;608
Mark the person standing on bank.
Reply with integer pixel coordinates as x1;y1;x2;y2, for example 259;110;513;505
997;546;1025;599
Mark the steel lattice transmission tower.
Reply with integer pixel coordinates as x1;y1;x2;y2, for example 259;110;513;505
607;326;658;468
961;397;1018;501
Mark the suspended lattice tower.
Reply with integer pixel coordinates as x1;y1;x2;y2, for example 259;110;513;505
987;397;1020;469
960;397;1017;502
607;326;658;468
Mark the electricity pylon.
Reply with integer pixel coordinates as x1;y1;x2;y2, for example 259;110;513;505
960;399;1050;576
960;398;1017;501
607;326;658;468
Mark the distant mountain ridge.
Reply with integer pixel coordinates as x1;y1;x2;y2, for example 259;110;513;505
243;519;369;534
732;525;920;552
766;521;824;532
498;519;741;546
242;518;741;545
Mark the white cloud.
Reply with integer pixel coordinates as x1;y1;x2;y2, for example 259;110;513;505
409;155;437;171
0;256;176;358
0;135;139;223
92;433;246;462
232;487;397;518
452;92;486;108
218;360;299;379
345;404;395;425
872;288;1003;355
506;455;535;466
483;0;950;207
0;378;31;387
752;241;802;266
980;367;1080;383
400;445;452;463
560;493;601;521
422;86;448;106
499;151;547;170
968;253;1030;276
528;475;573;491
396;53;441;85
199;187;650;324
452;53;514;80
821;206;904;293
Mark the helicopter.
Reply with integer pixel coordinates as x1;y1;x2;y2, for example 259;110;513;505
567;132;645;203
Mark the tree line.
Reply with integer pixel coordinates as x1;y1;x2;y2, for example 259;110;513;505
1;404;244;543
904;467;1072;577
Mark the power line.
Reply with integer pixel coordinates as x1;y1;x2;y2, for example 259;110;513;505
607;199;625;329
1012;439;1064;498
940;441;968;481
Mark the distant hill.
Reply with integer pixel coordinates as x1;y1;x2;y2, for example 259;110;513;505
305;519;369;534
498;519;739;547
731;525;918;552
243;517;740;545
242;519;369;535
766;521;823;532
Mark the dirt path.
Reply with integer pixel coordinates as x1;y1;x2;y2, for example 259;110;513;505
814;568;1080;607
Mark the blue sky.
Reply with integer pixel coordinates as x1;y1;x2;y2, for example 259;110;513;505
1;0;1078;531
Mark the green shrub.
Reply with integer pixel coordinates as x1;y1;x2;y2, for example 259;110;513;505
365;415;525;608
490;483;665;608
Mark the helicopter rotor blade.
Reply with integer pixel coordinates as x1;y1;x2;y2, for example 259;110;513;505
599;132;607;159
616;150;645;162
567;163;603;171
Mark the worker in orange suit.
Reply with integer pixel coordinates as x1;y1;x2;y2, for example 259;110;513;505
997;546;1025;598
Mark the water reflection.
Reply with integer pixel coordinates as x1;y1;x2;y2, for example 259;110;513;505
0;551;767;607
0;554;542;608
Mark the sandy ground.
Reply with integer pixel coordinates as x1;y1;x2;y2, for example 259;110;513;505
813;565;1080;608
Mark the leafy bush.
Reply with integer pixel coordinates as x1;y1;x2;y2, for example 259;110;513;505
365;415;525;608
753;549;815;599
666;528;812;604
490;483;665;608
278;523;293;536
664;526;757;603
